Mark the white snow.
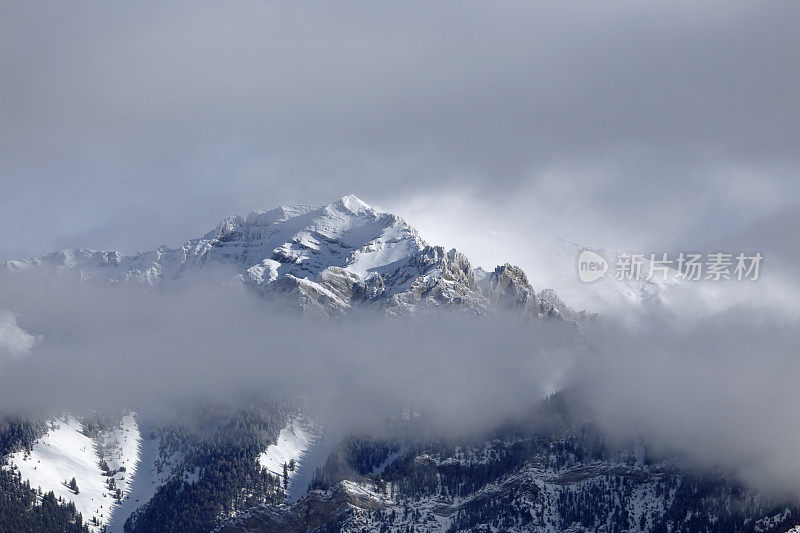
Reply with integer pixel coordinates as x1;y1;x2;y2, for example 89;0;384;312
6;416;113;531
1;195;428;300
346;220;424;278
258;418;321;501
103;416;167;533
99;413;140;501
338;194;372;215
4;413;148;532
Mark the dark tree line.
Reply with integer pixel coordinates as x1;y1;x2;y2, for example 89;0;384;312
126;399;290;533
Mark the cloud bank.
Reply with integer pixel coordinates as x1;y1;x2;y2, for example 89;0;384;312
0;309;38;362
0;272;799;498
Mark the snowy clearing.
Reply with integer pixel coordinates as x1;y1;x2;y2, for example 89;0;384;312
258;418;322;501
3;413;146;532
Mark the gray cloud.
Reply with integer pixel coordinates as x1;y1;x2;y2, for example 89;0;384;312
1;0;799;262
580;309;800;496
1;271;799;497
0;272;581;435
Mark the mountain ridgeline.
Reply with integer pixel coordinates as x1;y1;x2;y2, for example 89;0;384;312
2;195;578;321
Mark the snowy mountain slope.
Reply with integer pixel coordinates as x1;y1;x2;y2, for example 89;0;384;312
1;413;177;533
104;424;164;533
2;195;575;320
1;195;423;288
3;415;138;531
258;417;324;503
4;416;108;530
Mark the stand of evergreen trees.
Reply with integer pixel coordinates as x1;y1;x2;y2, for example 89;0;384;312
125;399;289;533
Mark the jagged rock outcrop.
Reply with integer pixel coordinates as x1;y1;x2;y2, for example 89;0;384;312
484;264;538;317
214;481;387;533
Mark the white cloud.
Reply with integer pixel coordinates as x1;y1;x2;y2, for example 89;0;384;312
0;309;37;361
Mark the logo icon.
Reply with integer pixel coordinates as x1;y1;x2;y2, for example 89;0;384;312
578;250;608;283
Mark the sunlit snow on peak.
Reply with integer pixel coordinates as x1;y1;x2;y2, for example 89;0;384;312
337;194;373;215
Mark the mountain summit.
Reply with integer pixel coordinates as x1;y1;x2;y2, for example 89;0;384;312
2;195;572;320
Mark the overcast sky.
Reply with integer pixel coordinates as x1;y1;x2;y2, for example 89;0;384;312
2;1;798;269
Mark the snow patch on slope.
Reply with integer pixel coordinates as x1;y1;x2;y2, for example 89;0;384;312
98;413;139;500
101;415;160;533
3;414;144;532
258;418;321;501
5;417;111;531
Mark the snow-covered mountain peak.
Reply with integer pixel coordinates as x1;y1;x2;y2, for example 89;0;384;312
2;196;578;320
229;195;374;232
